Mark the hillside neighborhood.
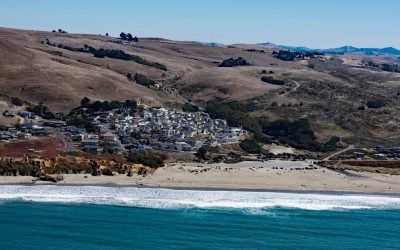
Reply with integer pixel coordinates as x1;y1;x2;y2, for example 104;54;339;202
1;103;247;156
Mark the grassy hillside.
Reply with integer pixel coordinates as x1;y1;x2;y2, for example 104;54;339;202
1;27;400;147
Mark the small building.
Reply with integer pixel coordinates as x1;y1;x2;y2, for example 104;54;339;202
81;135;102;154
175;142;192;151
102;132;117;141
353;152;365;159
43;121;66;127
374;153;386;160
17;132;32;139
18;111;36;119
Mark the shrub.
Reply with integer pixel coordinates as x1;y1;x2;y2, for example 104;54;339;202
357;105;365;111
66;115;96;133
322;136;340;152
195;146;220;160
261;76;285;85
366;100;385;109
80;97;91;107
26;104;54;119
134;73;156;87
219;57;248;67
11;97;23;106
127;151;165;168
239;138;262;154
182;103;199;112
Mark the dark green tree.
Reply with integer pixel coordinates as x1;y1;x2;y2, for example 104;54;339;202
120;32;127;40
127;33;133;41
80;97;91;107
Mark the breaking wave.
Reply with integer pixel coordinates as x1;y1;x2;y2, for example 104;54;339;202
0;185;399;211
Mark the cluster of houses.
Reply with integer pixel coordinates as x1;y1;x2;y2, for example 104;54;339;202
1;104;247;155
66;104;246;155
0;125;32;141
342;146;400;160
0;111;51;141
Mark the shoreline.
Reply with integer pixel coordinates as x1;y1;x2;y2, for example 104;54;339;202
1;160;400;195
1;182;400;197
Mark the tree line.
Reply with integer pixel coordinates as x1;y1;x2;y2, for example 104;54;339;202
45;42;167;71
120;32;139;42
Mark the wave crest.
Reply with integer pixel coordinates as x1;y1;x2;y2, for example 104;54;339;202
0;185;399;211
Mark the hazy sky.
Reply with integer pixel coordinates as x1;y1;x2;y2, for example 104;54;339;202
1;0;399;48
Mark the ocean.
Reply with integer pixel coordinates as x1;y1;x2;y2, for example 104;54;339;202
0;185;399;250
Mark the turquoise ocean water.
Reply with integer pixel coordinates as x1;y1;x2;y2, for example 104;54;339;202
0;185;399;249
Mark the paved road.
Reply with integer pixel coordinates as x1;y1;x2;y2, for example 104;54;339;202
50;128;77;152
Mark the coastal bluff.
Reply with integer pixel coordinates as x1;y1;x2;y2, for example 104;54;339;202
0;154;153;177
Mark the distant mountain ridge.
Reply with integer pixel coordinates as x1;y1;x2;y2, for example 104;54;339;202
257;42;400;55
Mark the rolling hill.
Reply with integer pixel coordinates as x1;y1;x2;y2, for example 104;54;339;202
1;27;400;148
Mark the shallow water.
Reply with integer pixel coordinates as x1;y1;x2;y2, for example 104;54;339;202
0;185;399;249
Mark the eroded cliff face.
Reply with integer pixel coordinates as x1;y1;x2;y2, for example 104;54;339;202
0;155;154;176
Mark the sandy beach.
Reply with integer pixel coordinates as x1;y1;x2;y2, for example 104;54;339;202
0;160;399;194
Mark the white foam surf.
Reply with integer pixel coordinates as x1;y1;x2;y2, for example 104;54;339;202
0;185;399;211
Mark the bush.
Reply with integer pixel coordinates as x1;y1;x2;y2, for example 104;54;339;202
134;73;156;87
219;57;248;67
239;138;262;154
80;97;91;107
127;151;165;168
195;146;220;160
182;103;199;112
11;97;23;106
367;100;385;109
322;136;340;152
66;115;96;132
26;104;54;119
261;76;285;85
